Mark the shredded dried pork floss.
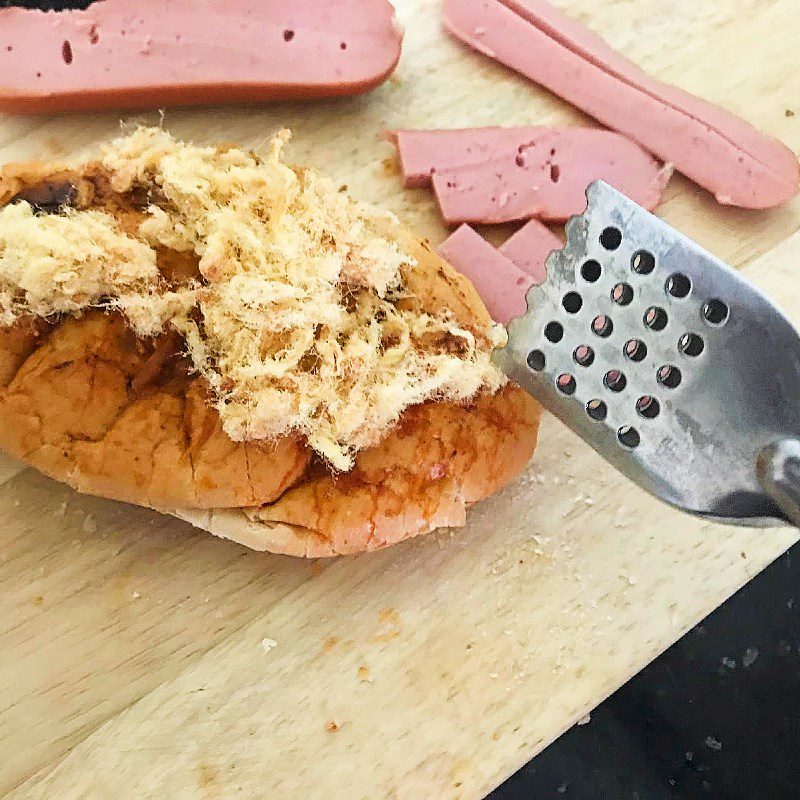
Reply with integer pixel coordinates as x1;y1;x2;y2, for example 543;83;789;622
0;127;505;470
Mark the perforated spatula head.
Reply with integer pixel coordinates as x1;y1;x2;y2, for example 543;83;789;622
494;181;800;527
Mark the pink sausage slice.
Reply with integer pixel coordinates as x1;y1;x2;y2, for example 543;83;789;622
439;220;562;321
0;0;402;113
498;218;562;284
393;127;670;223
500;0;791;176
438;224;532;323
390;127;547;187
444;0;800;208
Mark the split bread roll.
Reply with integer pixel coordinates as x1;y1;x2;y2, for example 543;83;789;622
0;128;540;556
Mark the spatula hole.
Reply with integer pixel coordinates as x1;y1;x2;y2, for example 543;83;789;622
591;315;613;337
600;226;622;251
527;349;545;371
586;399;607;421
702;299;729;325
666;273;692;298
624;339;648;362
562;291;583;314
581;260;602;282
636;395;660;419
544;321;563;343
679;332;704;357
612;282;634;306
573;345;595;367
643;306;668;331
556;373;576;395
604;369;627;392
657;364;682;388
617;426;640;448
631;250;656;275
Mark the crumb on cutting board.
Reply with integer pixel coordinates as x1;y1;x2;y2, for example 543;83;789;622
309;560;325;578
321;636;339;653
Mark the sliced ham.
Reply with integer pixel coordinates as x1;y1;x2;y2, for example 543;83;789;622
391;126;546;187
438;224;531;323
438;220;562;321
0;0;402;113
443;0;800;209
498;217;561;284
392;126;670;223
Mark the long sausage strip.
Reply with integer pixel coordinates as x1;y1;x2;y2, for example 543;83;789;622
444;0;799;208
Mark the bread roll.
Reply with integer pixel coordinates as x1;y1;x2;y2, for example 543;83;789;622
0;129;540;555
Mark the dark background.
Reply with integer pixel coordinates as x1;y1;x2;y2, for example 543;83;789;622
4;2;799;797
489;541;800;800
0;0;96;7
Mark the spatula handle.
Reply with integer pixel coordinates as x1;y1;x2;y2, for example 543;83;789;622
757;439;800;529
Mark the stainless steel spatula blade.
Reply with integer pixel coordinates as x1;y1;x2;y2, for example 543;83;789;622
494;180;800;528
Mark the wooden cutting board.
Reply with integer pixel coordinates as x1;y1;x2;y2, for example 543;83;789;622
1;1;799;797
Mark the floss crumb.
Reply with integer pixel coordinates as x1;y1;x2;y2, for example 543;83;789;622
357;665;372;683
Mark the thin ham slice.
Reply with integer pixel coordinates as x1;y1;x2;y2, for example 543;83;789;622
392;126;540;187
443;0;800;209
392;126;670;223
0;0;402;113
438;219;562;322
498;217;561;284
438;224;531;323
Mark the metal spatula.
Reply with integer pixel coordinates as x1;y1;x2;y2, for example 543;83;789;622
494;180;800;529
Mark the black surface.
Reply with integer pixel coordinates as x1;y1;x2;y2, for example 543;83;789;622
489;541;800;800
0;1;95;8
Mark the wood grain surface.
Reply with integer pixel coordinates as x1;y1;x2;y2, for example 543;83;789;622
1;1;799;797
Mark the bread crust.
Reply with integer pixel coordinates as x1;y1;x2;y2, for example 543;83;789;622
0;156;540;554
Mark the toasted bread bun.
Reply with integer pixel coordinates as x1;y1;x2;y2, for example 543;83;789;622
0;130;540;555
